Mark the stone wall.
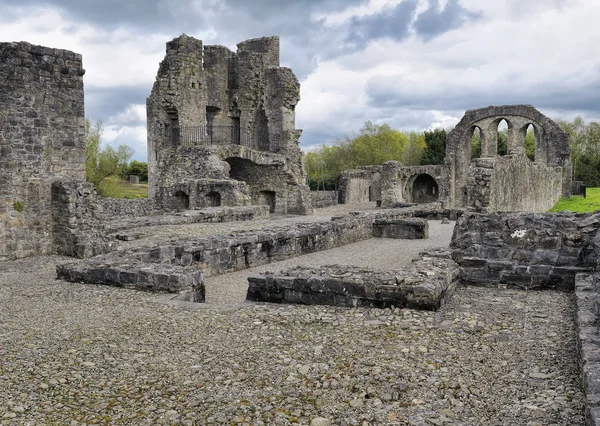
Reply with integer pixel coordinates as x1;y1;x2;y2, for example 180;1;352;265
99;198;153;218
466;155;563;212
380;162;449;208
147;35;313;215
51;180;116;258
575;273;600;425
451;211;600;290
56;208;436;290
0;42;86;259
310;191;338;208
339;166;381;204
247;249;459;311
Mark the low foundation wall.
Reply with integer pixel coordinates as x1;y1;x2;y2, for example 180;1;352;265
105;205;270;236
247;249;459;310
56;208;442;295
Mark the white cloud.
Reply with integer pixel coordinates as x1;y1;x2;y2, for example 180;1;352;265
108;104;147;125
297;0;600;145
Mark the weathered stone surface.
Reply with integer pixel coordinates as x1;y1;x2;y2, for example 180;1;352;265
372;218;428;239
147;35;313;215
0;41;86;259
310;190;338;208
451;211;600;289
56;261;204;299
246;249;458;310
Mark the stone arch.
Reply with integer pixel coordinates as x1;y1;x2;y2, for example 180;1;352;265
407;174;439;203
173;190;189;211
205;190;221;207
445;105;571;208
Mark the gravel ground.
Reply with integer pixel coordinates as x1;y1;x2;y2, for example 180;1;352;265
0;207;586;425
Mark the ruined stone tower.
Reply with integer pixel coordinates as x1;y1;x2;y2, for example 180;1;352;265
0;42;86;259
147;34;313;215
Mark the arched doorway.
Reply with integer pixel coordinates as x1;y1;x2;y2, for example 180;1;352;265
173;190;189;211
206;191;221;207
260;190;276;213
412;174;439;203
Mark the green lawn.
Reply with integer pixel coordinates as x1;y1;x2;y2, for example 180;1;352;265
549;187;600;213
98;175;148;199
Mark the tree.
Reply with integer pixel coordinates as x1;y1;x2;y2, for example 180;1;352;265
85;119;134;188
122;160;148;182
420;129;446;165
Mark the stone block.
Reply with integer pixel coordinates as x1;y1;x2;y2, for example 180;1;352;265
372;218;428;239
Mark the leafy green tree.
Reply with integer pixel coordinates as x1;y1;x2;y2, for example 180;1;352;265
305;121;426;190
85;119;134;190
122;160;148;182
420;129;446;165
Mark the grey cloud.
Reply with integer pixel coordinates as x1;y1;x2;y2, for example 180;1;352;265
414;0;482;41
85;85;151;124
0;0;204;31
365;74;600;116
344;0;418;50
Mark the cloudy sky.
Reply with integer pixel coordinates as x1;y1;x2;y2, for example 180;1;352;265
2;0;599;161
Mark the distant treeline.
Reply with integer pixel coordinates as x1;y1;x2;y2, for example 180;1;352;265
305;118;600;190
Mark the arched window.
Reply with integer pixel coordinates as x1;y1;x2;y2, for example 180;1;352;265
471;126;482;159
525;124;536;161
206;191;221;207
497;119;508;156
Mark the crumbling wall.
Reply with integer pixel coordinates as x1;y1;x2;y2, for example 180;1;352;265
451;211;600;289
51;180;116;258
445;105;571;210
310;191;338;208
338;166;381;204
467;155;563;212
0;42;86;259
147;35;313;215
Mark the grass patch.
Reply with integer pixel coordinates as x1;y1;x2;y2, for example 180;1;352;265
549;187;600;213
97;175;148;199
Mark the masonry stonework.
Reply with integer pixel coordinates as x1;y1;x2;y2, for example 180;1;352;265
0;42;86;259
147;35;313;215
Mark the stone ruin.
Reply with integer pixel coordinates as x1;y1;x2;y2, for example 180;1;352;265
0;41;87;260
3;36;600;424
339;105;571;213
147;34;313;215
